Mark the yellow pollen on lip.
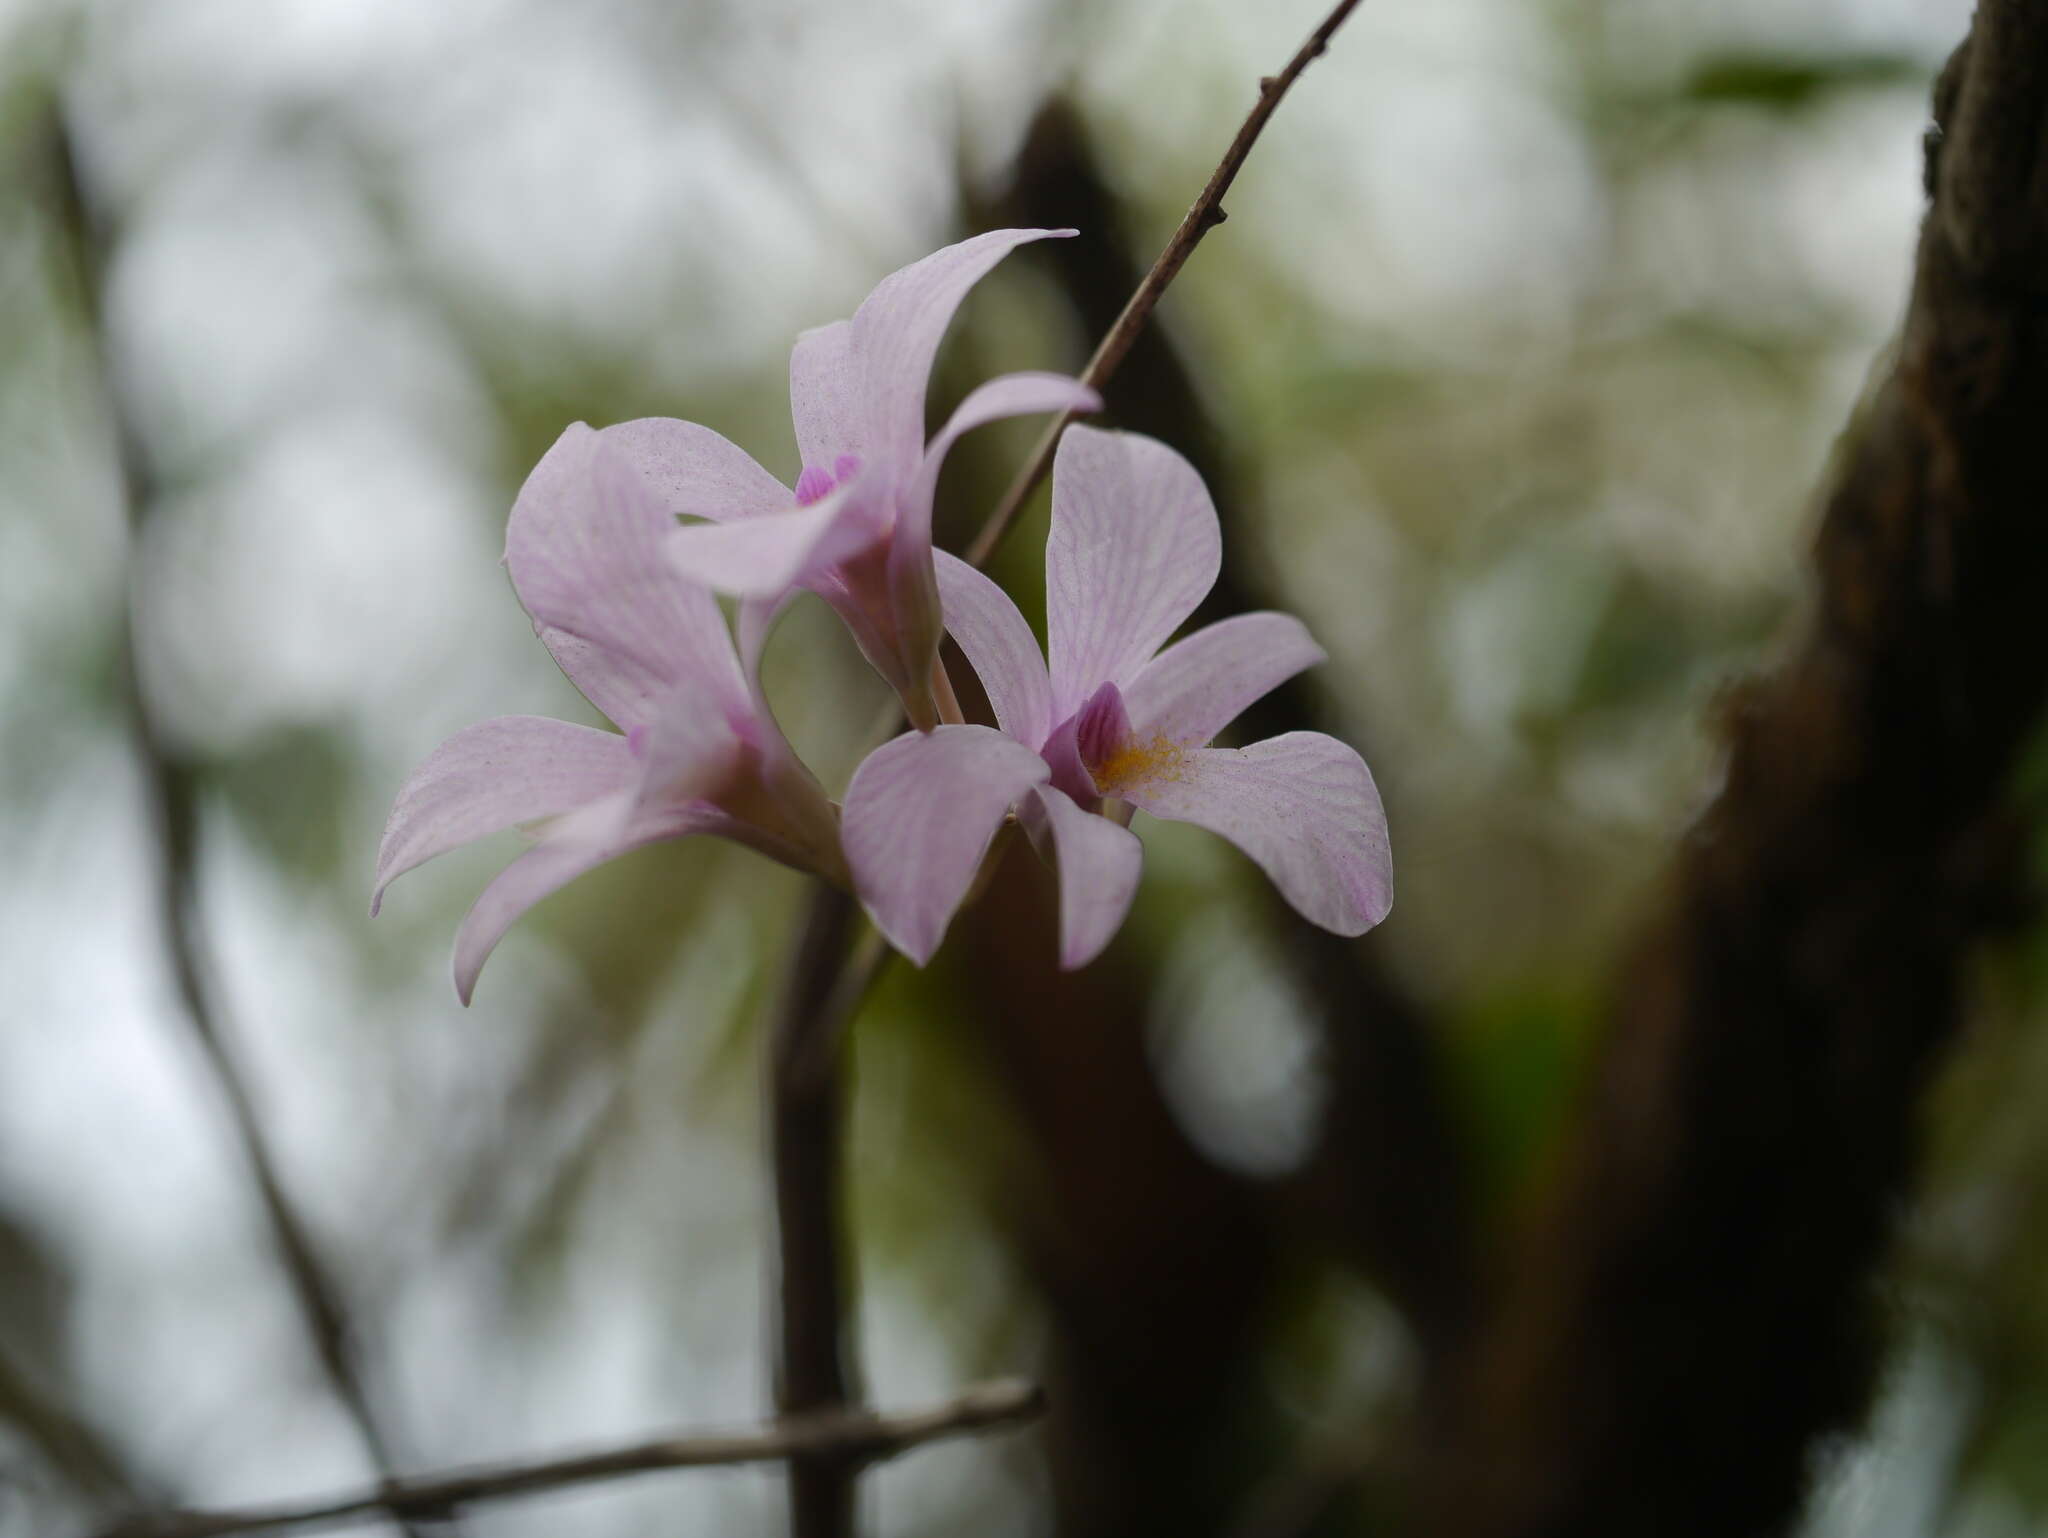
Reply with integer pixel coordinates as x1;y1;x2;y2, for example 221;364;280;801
1088;733;1188;796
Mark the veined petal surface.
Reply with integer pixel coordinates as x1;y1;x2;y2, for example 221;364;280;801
789;320;864;473
1029;785;1143;969
842;724;1050;966
1122;612;1326;748
897;372;1100;565
1046;426;1222;717
600;417;792;524
1119;732;1391;937
665;481;878;598
450;797;726;1004
507;425;748;725
932;551;1052;748
849;229;1074;474
372;716;637;914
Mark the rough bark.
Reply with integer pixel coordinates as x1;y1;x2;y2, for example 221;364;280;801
1420;12;2048;1535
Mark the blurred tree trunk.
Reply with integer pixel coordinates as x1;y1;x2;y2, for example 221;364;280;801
1418;8;2048;1535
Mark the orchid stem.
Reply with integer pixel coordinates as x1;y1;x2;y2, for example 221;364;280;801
767;895;889;1538
762;6;1368;1532
964;0;1365;569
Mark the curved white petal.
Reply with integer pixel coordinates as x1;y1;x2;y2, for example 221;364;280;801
1121;612;1326;747
896;372;1100;564
599;417;792;523
1046;426;1222;718
665;481;880;598
1119;733;1392;936
789;320;865;474
842;724;1050;966
506;425;748;727
1029;785;1143;970
450;797;723;1005
932;550;1052;747
372;716;636;915
850;229;1074;474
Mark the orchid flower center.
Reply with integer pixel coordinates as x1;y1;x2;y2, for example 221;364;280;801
794;453;864;507
1071;680;1187;798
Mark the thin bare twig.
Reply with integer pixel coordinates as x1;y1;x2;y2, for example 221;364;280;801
47;107;433;1538
761;10;1369;1534
964;0;1365;566
96;1381;1046;1538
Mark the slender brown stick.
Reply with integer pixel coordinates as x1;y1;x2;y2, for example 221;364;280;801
766;894;889;1538
47;108;433;1538
760;10;1369;1534
95;1381;1046;1538
964;0;1365;567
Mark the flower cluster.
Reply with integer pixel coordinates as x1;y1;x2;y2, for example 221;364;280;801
374;231;1392;1000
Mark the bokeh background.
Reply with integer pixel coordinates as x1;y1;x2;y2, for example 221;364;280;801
5;0;2041;1534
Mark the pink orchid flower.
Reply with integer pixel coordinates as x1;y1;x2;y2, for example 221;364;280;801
841;426;1392;969
373;425;843;1004
602;229;1100;728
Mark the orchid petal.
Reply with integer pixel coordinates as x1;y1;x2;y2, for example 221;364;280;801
1028;785;1143;969
372;716;637;915
850;229;1074;474
842;724;1050;966
1119;732;1392;936
932;551;1052;747
600;417;792;523
789;319;869;476
507;425;748;726
1122;612;1327;747
897;372;1101;567
789;320;865;473
450;797;724;1005
1046;426;1222;717
665;481;878;598
628;675;746;821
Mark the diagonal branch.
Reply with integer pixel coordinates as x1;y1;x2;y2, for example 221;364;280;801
965;0;1366;565
46;106;436;1538
1418;7;2048;1535
95;1381;1046;1538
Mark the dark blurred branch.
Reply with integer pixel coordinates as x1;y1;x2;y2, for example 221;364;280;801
765;896;888;1538
97;1380;1046;1538
0;1342;139;1515
46;108;431;1538
1420;9;2048;1536
965;0;1365;566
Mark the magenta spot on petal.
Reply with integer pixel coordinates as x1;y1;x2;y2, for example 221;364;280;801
627;724;650;757
1074;681;1130;770
832;453;862;484
794;465;835;506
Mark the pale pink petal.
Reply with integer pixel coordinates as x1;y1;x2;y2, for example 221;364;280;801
932;551;1052;747
1121;612;1326;747
372;716;636;915
665;480;880;598
627;675;746;818
789;320;863;472
450;797;724;1004
1119;733;1392;936
507;425;748;726
895;372;1101;565
842;724;1050;966
850;229;1074;474
599;417;792;523
1046;426;1223;717
1028;785;1143;969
